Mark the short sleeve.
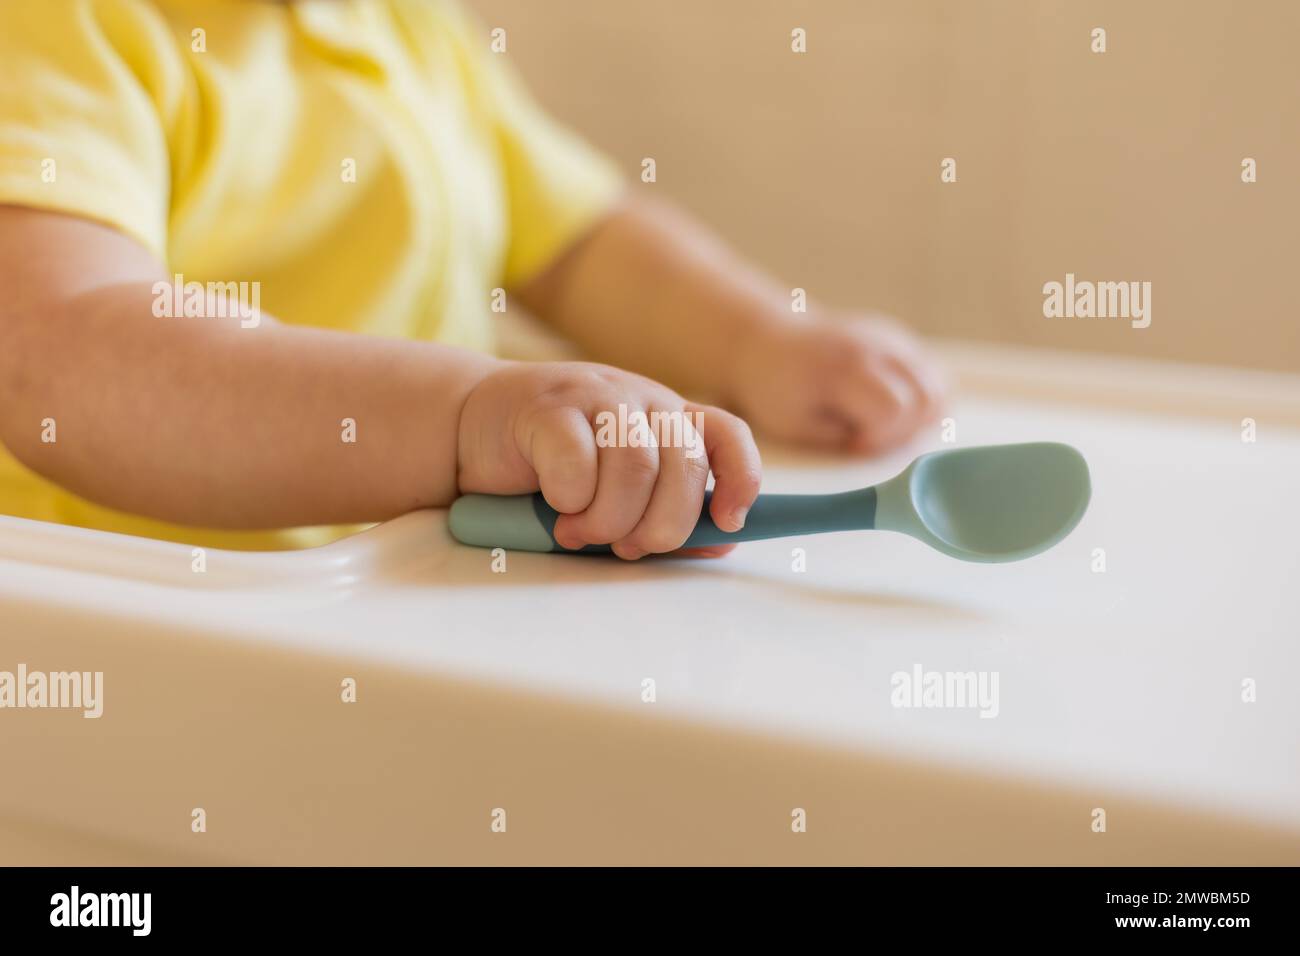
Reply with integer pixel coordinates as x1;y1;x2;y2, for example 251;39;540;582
448;8;625;288
0;0;174;262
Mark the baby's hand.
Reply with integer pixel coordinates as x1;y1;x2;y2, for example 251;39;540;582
458;362;762;560
729;313;946;454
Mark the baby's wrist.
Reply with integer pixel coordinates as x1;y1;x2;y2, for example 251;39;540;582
720;303;809;411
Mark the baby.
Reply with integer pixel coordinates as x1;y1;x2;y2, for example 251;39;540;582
0;0;943;558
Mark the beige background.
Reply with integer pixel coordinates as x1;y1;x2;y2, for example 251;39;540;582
471;0;1298;372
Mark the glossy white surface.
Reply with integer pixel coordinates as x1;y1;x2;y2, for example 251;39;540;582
2;343;1298;862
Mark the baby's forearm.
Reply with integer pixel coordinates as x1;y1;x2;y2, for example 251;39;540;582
0;281;500;528
518;196;797;404
516;196;945;456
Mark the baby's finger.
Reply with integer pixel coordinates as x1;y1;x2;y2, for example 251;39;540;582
690;404;761;533
613;417;710;559
885;352;946;424
554;422;660;548
676;544;737;558
524;405;598;514
833;362;917;454
859;322;947;423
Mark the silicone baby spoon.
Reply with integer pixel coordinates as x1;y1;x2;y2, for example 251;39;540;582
448;441;1090;563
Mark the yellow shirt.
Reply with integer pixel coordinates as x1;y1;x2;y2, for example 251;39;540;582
0;0;621;550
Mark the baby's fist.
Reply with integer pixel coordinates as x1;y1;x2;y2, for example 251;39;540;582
457;362;761;559
730;314;946;454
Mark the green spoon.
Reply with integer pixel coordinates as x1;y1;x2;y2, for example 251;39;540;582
448;441;1091;563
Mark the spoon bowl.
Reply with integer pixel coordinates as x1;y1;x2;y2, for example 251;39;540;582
876;442;1091;562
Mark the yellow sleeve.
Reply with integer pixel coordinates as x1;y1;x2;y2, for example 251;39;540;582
446;5;626;289
0;0;176;262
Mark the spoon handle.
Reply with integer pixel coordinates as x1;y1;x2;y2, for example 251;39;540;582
449;489;878;553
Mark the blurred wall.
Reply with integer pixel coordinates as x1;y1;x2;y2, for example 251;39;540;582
470;0;1298;372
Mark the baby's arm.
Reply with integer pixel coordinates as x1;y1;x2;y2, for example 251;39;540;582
519;196;946;454
0;206;758;556
0;206;493;527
